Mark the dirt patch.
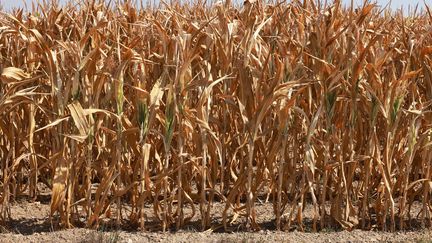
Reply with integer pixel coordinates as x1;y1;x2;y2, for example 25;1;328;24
1;198;431;243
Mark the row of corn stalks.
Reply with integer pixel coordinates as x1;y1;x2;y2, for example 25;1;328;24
1;0;432;232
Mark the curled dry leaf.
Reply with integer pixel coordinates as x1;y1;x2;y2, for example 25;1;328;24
0;67;30;83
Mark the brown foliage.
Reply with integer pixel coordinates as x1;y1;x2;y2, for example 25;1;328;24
0;0;432;232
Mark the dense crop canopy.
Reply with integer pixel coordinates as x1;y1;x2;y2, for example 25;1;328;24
0;0;432;232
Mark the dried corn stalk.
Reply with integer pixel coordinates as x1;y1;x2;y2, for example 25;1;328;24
0;0;431;232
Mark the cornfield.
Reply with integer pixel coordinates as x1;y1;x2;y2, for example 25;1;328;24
1;0;432;232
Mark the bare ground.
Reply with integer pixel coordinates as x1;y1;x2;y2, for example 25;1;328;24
1;194;432;243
